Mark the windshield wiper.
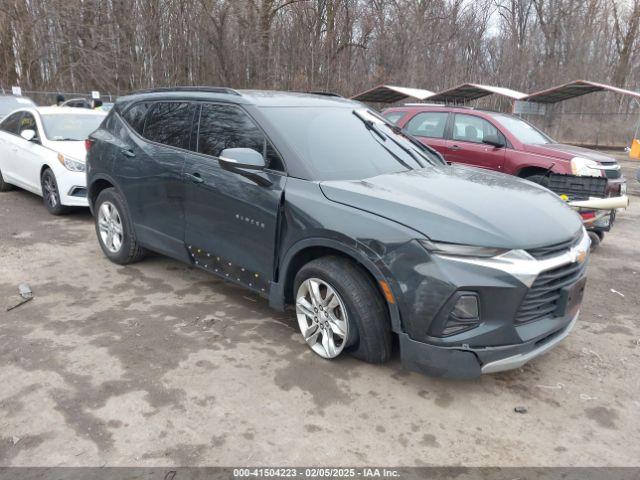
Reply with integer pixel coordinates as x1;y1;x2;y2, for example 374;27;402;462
352;110;413;170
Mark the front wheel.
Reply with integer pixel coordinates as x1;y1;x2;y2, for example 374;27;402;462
0;168;14;192
41;168;68;215
293;256;392;363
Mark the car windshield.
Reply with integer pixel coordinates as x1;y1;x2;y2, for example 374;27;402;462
0;96;34;118
41;114;104;141
261;106;444;181
490;113;553;145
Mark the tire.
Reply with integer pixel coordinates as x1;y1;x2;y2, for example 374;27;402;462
41;168;69;215
0;168;14;192
293;256;392;364
94;187;146;264
523;173;550;188
587;230;601;251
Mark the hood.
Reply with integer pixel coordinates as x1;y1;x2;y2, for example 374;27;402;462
319;165;582;249
522;143;617;164
52;141;87;162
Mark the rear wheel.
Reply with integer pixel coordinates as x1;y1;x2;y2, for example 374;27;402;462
293;256;392;364
94;188;146;264
41;168;68;215
0;168;14;192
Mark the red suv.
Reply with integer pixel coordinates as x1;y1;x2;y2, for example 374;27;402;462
382;105;626;197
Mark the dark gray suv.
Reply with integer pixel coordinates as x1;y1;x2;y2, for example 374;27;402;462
86;87;589;379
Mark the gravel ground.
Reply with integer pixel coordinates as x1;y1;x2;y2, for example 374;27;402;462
0;154;639;467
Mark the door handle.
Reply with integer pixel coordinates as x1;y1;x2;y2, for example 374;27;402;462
185;172;204;184
121;148;136;158
449;144;462;150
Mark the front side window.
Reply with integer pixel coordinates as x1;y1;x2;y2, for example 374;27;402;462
452;114;501;144
41;114;105;141
197;103;284;171
405;112;448;139
19;113;38;137
383;111;407;125
0;111;23;134
143;102;195;149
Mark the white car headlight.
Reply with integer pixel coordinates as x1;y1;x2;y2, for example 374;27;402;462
570;157;601;177
57;153;85;172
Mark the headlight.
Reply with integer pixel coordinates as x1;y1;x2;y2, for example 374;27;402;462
571;157;601;177
57;153;85;172
418;239;508;258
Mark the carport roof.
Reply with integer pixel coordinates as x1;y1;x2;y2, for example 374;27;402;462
525;80;640;103
351;85;435;103
427;83;529;103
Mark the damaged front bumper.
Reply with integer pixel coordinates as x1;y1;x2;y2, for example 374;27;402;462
399;312;578;379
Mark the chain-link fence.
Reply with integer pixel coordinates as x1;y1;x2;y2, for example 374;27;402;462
0;89;117;107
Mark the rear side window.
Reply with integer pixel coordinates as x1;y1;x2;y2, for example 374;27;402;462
143;102;195;149
452;114;501;144
122;102;150;135
0;111;23;134
197;103;284;171
405;112;448;139
383;111;406;125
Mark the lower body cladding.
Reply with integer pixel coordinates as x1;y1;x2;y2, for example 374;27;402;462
388;234;589;379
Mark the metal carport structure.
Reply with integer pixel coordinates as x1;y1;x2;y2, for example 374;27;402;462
524;80;640;103
351;85;435;104
427;83;529;104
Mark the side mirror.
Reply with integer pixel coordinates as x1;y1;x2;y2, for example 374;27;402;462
20;129;36;142
219;148;265;170
482;134;505;148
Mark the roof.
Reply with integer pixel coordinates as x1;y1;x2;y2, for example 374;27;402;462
428;83;528;103
524;80;640;103
350;85;435;103
116;88;357;108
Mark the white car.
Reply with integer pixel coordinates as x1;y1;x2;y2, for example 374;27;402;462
0;106;106;214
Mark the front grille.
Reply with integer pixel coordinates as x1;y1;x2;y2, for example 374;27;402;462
546;173;607;200
515;260;587;324
526;231;582;260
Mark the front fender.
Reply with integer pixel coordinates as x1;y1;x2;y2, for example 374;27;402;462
269;236;404;333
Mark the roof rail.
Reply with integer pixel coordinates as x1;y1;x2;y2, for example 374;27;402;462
130;86;241;96
293;90;343;98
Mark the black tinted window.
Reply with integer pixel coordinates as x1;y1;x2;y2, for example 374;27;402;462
197;104;284;171
0;112;23;134
143;102;195;149
122;102;150;135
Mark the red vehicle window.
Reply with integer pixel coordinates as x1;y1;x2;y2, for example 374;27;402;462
452;114;500;144
405;112;448;139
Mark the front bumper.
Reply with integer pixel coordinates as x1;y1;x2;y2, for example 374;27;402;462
399;312;577;379
57;170;89;207
388;233;589;379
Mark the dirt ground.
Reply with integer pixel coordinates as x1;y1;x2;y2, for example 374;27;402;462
1;155;639;467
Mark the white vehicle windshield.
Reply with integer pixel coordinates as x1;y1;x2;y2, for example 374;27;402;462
41;114;104;141
490;113;553;145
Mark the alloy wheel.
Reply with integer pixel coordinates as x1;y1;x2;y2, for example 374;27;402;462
296;277;349;358
98;201;124;253
42;172;59;208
